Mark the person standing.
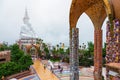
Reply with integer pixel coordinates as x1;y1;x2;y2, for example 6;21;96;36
60;67;63;73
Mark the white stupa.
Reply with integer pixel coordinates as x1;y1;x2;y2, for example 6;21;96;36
20;8;37;39
18;9;38;47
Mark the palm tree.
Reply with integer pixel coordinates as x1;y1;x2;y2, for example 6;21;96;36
59;48;64;60
79;43;86;57
56;44;59;50
41;43;49;59
87;42;94;58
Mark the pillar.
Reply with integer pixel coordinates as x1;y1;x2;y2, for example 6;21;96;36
70;28;79;80
94;28;103;80
106;19;120;80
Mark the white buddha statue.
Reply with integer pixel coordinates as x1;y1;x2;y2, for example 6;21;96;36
20;9;36;39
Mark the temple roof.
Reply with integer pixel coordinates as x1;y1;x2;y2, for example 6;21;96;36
25;44;40;51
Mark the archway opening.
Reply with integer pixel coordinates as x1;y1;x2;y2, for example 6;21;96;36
76;13;94;67
102;17;108;46
76;13;94;46
30;46;37;58
74;13;108;79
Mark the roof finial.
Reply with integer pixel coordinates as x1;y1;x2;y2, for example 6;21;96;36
23;8;29;24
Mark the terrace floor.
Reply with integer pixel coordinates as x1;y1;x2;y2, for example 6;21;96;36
19;59;106;80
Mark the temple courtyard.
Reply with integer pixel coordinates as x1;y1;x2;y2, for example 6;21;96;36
18;59;106;80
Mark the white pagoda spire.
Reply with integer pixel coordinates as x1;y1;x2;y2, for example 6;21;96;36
23;8;29;24
20;8;37;39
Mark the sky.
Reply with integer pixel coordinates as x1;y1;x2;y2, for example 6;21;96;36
0;0;107;46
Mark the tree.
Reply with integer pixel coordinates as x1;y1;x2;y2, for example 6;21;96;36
44;47;50;59
38;49;42;57
79;42;94;67
18;55;33;71
51;46;58;56
59;48;64;60
10;44;24;63
0;43;33;78
10;44;33;67
50;46;60;62
102;43;106;57
62;48;69;62
0;62;19;78
102;43;106;66
79;41;106;67
0;42;10;51
87;42;94;58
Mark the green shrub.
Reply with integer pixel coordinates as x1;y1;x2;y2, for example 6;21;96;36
0;62;19;79
0;44;33;79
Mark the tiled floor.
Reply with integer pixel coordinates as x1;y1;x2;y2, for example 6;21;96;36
41;60;94;80
32;59;59;80
19;59;107;80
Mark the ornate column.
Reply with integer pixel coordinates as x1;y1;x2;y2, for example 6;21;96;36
106;19;120;80
70;28;79;80
94;28;102;80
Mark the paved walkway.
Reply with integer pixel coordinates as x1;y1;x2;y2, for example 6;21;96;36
32;59;59;80
19;59;106;80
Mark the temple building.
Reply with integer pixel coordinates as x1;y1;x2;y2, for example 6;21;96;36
0;51;11;63
69;0;120;80
17;9;40;58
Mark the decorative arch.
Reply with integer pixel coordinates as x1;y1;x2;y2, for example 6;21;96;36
25;44;40;58
69;0;107;29
69;0;116;80
105;0;114;16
